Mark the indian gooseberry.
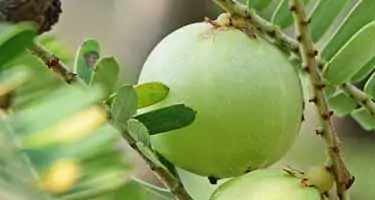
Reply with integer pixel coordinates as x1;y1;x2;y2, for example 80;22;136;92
210;169;321;200
138;14;304;178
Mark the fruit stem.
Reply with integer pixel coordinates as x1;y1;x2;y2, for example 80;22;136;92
289;0;351;199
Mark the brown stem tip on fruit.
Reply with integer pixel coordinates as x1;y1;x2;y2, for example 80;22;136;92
0;0;62;33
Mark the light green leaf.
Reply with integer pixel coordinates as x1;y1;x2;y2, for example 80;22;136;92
111;85;138;124
351;108;375;131
135;104;196;135
74;39;100;85
271;0;310;29
351;57;375;83
0;22;37;67
132;177;173;200
328;91;357;117
90;57;120;96
247;0;273;11
11;84;104;136
127;119;150;147
309;0;350;42
135;82;169;109
322;0;375;61
323;22;375;86
364;69;375;99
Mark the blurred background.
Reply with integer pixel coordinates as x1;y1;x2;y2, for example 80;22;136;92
49;0;375;199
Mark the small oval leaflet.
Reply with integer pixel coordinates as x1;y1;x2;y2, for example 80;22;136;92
135;82;169;109
328;91;357;117
74;39;100;85
323;22;375;86
127;119;151;147
90;57;120;97
134;104;196;135
351;108;375;131
111;85;138;124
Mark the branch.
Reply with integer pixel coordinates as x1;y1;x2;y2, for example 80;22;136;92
29;42;193;200
28;42;78;84
112;123;193;200
289;0;351;199
341;83;375;116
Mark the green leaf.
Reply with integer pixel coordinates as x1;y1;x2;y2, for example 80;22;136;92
132;177;173;200
7;52;65;109
328;91;357;117
11;84;104;136
247;0;273;11
111;85;138;124
351;57;375;83
364;70;375;99
322;0;375;61
323;22;375;86
74;39;100;85
135;82;169;108
351;108;375;131
271;0;310;29
90;57;120;96
135;104;196;135
0;22;37;67
309;0;350;42
127;119;151;147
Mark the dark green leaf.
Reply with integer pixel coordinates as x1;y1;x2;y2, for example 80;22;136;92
135;104;196;135
74;39;100;85
351;57;375;83
135;82;169;108
0;22;36;67
132;177;173;200
247;0;273;11
111;85;138;124
322;0;375;61
328;91;357;117
351;108;375;131
90;57;120;96
323;22;375;86
309;0;350;42
271;0;310;29
127;119;150;147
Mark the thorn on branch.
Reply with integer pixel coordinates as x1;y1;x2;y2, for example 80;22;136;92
322;111;334;120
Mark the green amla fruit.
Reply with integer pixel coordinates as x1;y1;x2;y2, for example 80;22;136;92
138;15;303;178
210;169;321;200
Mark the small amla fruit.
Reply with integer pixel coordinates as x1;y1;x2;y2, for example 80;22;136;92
138;14;303;178
210;169;321;200
304;165;334;193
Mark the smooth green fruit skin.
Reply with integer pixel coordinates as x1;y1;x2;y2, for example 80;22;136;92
210;169;321;200
138;22;303;178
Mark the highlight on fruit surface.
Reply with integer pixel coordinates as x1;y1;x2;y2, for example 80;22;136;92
138;14;304;178
210;169;321;200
